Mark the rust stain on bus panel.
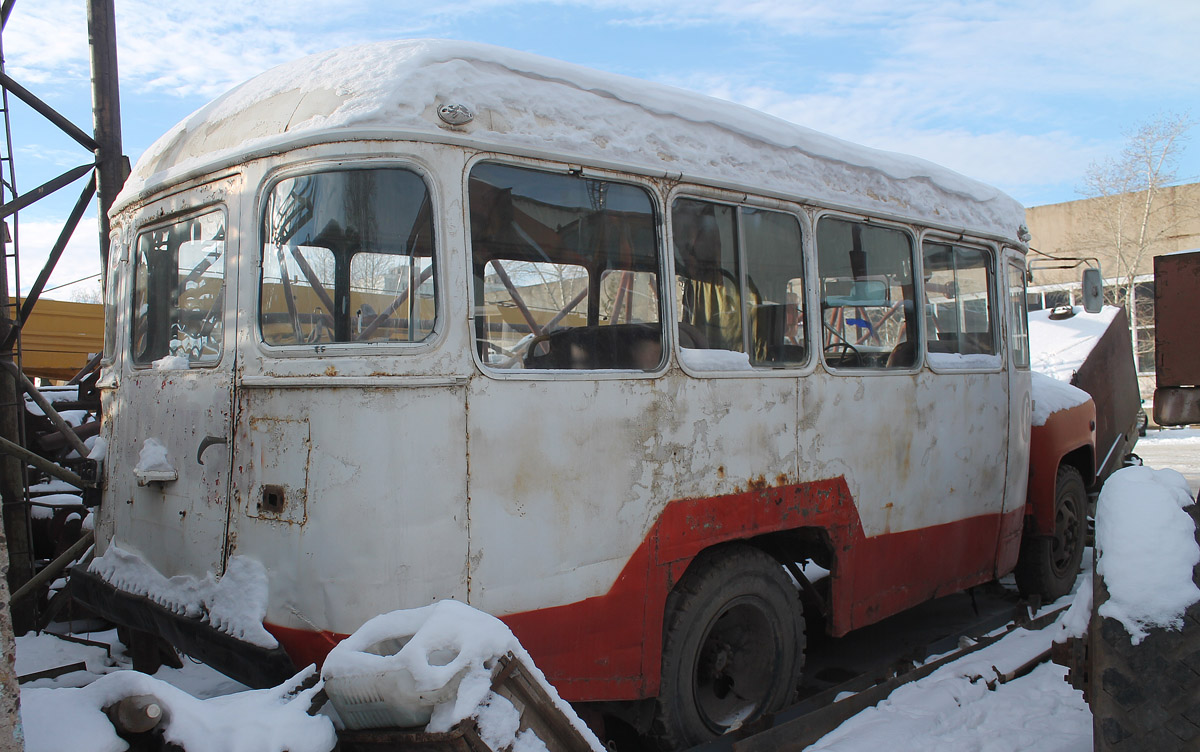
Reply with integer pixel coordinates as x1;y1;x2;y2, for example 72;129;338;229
245;415;311;525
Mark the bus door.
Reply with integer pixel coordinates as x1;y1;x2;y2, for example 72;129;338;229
110;180;238;578
999;254;1033;571
915;240;1011;581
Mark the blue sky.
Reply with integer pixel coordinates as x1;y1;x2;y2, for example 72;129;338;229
4;0;1198;299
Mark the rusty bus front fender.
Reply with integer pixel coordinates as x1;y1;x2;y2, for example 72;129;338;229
1027;400;1096;537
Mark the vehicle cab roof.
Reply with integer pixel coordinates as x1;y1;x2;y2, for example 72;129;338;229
116;39;1026;244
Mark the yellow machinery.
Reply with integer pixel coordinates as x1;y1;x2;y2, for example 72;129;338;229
17;298;103;382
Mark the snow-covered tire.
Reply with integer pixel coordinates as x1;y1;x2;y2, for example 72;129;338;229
1090;500;1200;750
1015;464;1086;602
651;545;803;751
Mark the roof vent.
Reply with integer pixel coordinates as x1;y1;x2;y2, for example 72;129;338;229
437;103;474;126
1048;305;1077;320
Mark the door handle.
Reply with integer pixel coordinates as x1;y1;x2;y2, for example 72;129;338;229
197;436;228;465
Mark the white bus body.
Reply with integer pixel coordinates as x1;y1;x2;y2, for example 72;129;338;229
79;40;1064;747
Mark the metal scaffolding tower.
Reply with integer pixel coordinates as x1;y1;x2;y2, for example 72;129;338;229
0;0;125;632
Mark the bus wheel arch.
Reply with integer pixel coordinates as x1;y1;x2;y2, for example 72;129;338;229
1015;463;1087;601
652;543;805;750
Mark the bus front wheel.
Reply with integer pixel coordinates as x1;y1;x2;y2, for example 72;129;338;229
1015;464;1086;602
651;545;804;750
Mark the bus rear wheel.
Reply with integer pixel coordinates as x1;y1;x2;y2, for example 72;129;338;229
651;545;804;750
1015;464;1086;602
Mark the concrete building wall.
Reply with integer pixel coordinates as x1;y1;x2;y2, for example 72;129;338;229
1025;182;1200;286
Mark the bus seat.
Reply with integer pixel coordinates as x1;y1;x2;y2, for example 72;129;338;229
524;324;663;370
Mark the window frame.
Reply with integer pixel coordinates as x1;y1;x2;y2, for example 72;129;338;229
669;192;812;374
101;229;125;365
919;234;1003;374
128;204;229;370
465;155;669;379
1006;258;1031;370
813;211;921;375
254;160;443;357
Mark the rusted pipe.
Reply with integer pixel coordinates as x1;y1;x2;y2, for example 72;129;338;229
0;360;91;458
490;261;543;337
0;436;93;489
10;530;94;603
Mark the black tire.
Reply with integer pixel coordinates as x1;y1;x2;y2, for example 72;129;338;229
1091;501;1200;750
651;545;804;751
1015;464;1086;601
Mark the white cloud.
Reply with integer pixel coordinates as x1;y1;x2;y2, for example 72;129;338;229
4;0;1194;208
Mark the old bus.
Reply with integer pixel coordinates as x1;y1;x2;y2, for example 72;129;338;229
74;40;1094;748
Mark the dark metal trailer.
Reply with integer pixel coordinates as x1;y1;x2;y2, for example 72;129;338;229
1154;250;1200;427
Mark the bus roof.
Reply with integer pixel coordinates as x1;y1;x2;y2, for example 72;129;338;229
116;39;1026;244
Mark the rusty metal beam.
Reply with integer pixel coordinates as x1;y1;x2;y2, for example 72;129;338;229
88;0;125;272
0;163;93;220
0;71;98;152
0;435;94;490
1;175;97;357
9;530;93;604
0;360;91;458
356;264;435;341
490;260;543;337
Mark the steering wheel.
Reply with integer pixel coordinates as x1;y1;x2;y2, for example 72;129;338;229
523;332;554;365
824;341;862;368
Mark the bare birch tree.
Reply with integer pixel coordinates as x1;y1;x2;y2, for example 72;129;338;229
1077;112;1195;368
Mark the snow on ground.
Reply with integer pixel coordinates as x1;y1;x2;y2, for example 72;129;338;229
807;650;1090;752
805;569;1093;752
1136;427;1200;495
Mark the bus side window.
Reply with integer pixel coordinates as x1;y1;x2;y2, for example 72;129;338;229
816;217;917;369
672;199;807;368
922;243;998;367
1007;262;1031;368
468;162;663;371
743;207;806;366
673;199;741;353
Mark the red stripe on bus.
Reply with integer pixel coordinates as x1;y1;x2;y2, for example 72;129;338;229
266;477;1012;703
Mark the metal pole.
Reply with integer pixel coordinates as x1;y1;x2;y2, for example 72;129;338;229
0;435;93;490
87;0;125;280
10;530;93;603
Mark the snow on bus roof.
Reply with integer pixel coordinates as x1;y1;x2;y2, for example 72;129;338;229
116;40;1025;241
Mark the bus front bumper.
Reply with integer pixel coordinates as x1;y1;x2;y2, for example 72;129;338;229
69;566;297;689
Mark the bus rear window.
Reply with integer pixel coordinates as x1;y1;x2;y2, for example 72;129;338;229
131;209;226;366
260;168;436;346
469;163;663;371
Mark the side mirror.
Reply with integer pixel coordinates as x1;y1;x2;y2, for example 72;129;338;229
1081;267;1103;314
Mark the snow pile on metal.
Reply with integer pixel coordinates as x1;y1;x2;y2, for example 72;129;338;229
1029;305;1119;381
116;40;1024;241
1030;371;1090;427
132;438;173;475
322;599;603;752
88;544;278;648
21;666;332;752
1096;465;1200;644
